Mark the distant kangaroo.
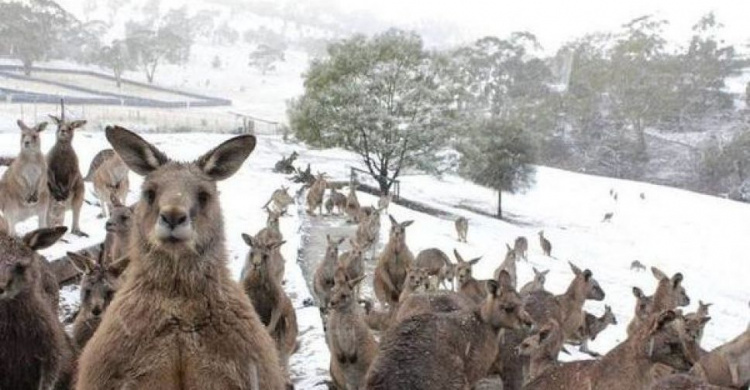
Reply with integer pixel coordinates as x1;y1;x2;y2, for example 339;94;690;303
538;230;552;257
46;115;87;236
75;126;286;389
455;217;468;243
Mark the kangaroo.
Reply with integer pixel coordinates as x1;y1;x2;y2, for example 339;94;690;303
602;212;614;222
263;186;294;214
345;179;360;222
68;250;130;350
651;374;734;389
517;319;565;385
314;235;346;312
76;126;286;389
632;260;647;271
103;194;134;264
684;300;712;345
455;216;468;243
83;149;115;181
306;173;327;216
689;326;749;388
46;115;87;236
523;261;606;344
454;249;487;305
524;310;696;390
514;236;528;261
573;305;618;357
538;230;552;257
256;206;284;244
0;226;73;390
327;275;378;390
240;234;297;388
627;267;690;337
89;149;130;219
373;215;414;308
378;192;392;212
338;239;365;291
394;290;475;324
273;151;298;174
519;267;549;296
242;229;285;287
494;243;518;289
355;207;381;255
0;120;50;235
365;271;533;390
329;187;347;215
414;248;455;291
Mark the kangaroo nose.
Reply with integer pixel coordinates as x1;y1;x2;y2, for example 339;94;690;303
159;210;188;229
0;287;5;295
92;306;102;316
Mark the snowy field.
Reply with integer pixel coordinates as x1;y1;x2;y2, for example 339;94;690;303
1;129;749;387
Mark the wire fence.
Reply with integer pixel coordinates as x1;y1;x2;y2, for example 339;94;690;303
0;102;282;135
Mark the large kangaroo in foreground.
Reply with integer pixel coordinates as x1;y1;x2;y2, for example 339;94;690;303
76;126;286;390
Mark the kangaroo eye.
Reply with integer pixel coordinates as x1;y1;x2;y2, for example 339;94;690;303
504;306;516;314
13;264;26;275
197;191;210;208
143;189;156;205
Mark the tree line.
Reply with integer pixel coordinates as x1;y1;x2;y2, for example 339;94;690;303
289;14;750;215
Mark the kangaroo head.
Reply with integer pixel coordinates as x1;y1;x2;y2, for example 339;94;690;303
68;250;129;318
0;227;67;300
569;261;605;301
16;119;46;151
532;267;549;288
481;271;533;332
49;115;85;143
504;243;516;263
518;319;562;357
603;304;617;325
632;287;653;319
329;274;366;310
106;126;254;259
454;249;481;286
326;235;345;262
652;267;690;308
640;310;695;372
242;233;284;275
404;266;427;292
388;215;413;248
105;197;134;234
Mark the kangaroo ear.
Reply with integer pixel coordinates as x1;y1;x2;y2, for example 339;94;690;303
633;287;644;298
651;310;678;333
196;135;255;181
401;220;414;228
568;261;582;275
336;237;345;245
110;193;123;208
67;252;96;274
497;270;513;291
270;240;286;250
70;120;87;129
651;267;668;281
671;273;683;287
48;115;62;125
468;256;482;266
538;328;551;341
486;279;500;296
453;249;464;263
389;214;398;226
583;269;593;282
16;119;30;131
349;275;367;288
36;122;48;132
241;233;254;247
106;126;168;176
107;256;131;278
23;226;67;250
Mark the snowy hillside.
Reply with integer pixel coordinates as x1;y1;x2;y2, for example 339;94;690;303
1;130;748;387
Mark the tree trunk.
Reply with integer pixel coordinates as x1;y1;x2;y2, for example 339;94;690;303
376;174;390;196
22;59;33;76
115;70;122;88
497;190;503;219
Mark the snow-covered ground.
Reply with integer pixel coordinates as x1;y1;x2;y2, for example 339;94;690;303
1;129;748;387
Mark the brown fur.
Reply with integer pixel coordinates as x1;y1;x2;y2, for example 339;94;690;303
327;275;378;390
0;226;73;390
314;235;346;311
83;149;115;181
90;149;130;219
338;239;366;290
651;374;734;390
365;271;533;390
240;234;297;387
329;187;347;215
0;211;7;235
525;310;697;390
345;179;361;222
519;267;548;296
264;186;294;214
46;115;87;236
690;327;750;388
373;215;414;308
455;216;468;243
628;267;690;337
523;261;605;344
306;173;327;216
394;291;475;324
76;126;285;389
518;319;565;385
414;248;455;291
103;194;134;264
0;120;50;235
513;236;528;260
573;305;618;357
538;230;551;257
68;250;129;350
355;207;381;254
628;287;655;336
454;249;487;305
494;243;518;289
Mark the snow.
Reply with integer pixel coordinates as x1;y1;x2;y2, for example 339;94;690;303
1;130;748;387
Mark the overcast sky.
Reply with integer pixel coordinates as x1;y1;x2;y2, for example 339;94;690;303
334;0;750;52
